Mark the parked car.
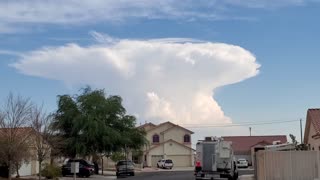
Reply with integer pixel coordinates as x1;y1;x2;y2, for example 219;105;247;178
157;159;174;169
116;160;135;177
62;159;95;177
157;159;165;168
236;159;249;168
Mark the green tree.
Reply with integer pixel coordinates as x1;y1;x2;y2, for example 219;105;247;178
289;134;298;146
52;86;146;159
289;134;308;151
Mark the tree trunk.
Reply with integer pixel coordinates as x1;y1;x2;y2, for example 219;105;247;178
8;161;12;180
38;160;42;180
101;157;104;175
16;165;20;178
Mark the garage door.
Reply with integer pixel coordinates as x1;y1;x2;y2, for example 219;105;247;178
151;155;163;167
17;162;32;176
167;155;191;167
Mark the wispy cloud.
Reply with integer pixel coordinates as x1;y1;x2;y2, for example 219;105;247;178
0;0;317;33
0;49;22;56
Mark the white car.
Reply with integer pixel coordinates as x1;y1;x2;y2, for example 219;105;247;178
157;159;174;169
237;159;249;168
157;159;165;168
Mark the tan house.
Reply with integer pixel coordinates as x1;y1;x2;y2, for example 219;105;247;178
139;121;195;167
304;108;320;150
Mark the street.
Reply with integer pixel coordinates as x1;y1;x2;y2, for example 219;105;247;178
62;170;254;180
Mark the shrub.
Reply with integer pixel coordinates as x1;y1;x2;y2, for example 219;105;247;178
0;164;8;178
41;164;61;179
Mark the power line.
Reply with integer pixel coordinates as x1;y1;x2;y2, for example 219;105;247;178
180;119;302;128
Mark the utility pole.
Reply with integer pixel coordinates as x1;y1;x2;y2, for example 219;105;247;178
300;118;303;144
249;127;252;136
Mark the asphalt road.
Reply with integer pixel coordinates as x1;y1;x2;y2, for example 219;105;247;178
62;169;254;180
120;171;195;180
238;168;254;176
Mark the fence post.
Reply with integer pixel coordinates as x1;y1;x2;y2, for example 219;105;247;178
318;151;320;179
290;151;292;180
264;151;266;180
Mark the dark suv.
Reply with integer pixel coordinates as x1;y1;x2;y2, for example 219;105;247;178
116;160;135;177
62;159;95;177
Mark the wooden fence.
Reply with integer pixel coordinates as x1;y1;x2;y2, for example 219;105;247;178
256;151;320;180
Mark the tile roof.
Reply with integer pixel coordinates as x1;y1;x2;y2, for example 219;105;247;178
222;135;287;155
160;123;194;134
308;109;320;133
137;122;156;129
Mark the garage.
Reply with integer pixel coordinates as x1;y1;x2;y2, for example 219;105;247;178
16;162;32;176
151;155;163;167
166;155;191;167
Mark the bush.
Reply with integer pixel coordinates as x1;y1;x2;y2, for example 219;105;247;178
0;164;8;178
41;164;61;179
111;152;126;162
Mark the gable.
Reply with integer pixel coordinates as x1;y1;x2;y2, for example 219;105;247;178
161;124;193;135
147;122;175;135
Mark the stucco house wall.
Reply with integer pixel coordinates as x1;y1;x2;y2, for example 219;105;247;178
163;127;192;148
307;123;320;150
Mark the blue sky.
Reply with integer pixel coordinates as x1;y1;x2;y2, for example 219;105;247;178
1;0;320;142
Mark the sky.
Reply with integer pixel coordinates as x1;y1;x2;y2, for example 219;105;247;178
1;0;320;144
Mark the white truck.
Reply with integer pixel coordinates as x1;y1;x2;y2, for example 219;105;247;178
194;137;238;180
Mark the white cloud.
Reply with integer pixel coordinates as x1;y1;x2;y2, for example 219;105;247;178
224;0;307;8
0;0;318;33
12;34;260;128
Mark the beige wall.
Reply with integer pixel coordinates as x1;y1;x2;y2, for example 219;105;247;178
146;123;174;146
308;124;320;151
163;127;192;147
164;141;191;155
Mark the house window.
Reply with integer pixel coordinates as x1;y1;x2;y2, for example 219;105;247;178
153;134;159;143
184;134;191;143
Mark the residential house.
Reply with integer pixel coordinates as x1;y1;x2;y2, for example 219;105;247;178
139;121;195;167
304;108;320;150
0;127;50;176
223;135;287;165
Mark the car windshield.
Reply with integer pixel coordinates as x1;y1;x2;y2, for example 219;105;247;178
165;160;173;163
117;161;133;166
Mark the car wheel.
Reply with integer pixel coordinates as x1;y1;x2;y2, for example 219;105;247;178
131;172;135;176
157;164;159;168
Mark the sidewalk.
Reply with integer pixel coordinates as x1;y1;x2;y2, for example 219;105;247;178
239;175;255;180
